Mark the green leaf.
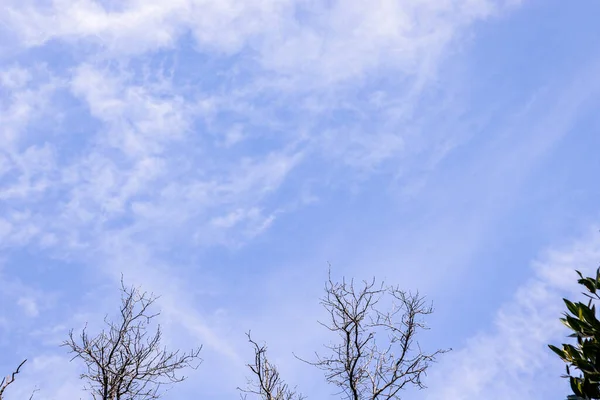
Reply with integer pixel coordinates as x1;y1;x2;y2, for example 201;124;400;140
564;344;583;361
564;315;586;333
579;278;597;294
565;299;581;317
550;344;567;360
575;360;597;375
570;376;584;397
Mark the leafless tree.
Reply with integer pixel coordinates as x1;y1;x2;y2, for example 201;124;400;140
302;274;449;400
239;333;304;400
63;278;202;400
242;273;448;400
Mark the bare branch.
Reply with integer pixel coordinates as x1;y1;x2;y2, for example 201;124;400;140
63;278;202;400
239;332;304;400
0;359;27;400
27;387;39;400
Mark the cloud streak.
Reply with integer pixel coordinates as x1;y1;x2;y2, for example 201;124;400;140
426;228;600;400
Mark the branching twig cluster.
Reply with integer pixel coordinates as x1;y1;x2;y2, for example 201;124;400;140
301;274;449;400
239;333;304;400
63;278;202;400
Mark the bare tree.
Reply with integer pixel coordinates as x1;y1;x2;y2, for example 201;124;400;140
302;274;449;400
242;273;448;400
0;360;25;400
239;333;304;400
63;278;202;400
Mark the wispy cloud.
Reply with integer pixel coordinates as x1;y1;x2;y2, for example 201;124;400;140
426;228;600;399
3;1;599;400
3;0;517;81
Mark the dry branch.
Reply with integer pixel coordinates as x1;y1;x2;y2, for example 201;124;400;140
0;360;27;400
239;332;304;400
63;278;202;400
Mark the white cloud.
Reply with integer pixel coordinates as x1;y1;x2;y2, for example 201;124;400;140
425;228;600;399
3;0;519;86
69;63;191;159
258;0;493;85
0;66;62;239
2;0;291;55
17;296;39;317
0;144;56;201
0;65;31;89
0;0;532;251
0;65;58;141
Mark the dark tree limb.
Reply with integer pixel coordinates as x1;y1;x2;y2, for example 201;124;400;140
0;359;27;400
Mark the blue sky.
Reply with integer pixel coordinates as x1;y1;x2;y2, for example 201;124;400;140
1;0;600;399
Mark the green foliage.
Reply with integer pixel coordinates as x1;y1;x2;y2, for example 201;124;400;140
549;268;600;400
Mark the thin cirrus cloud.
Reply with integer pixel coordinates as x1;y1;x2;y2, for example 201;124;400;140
426;229;600;400
1;1;599;400
3;0;518;77
0;0;503;252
